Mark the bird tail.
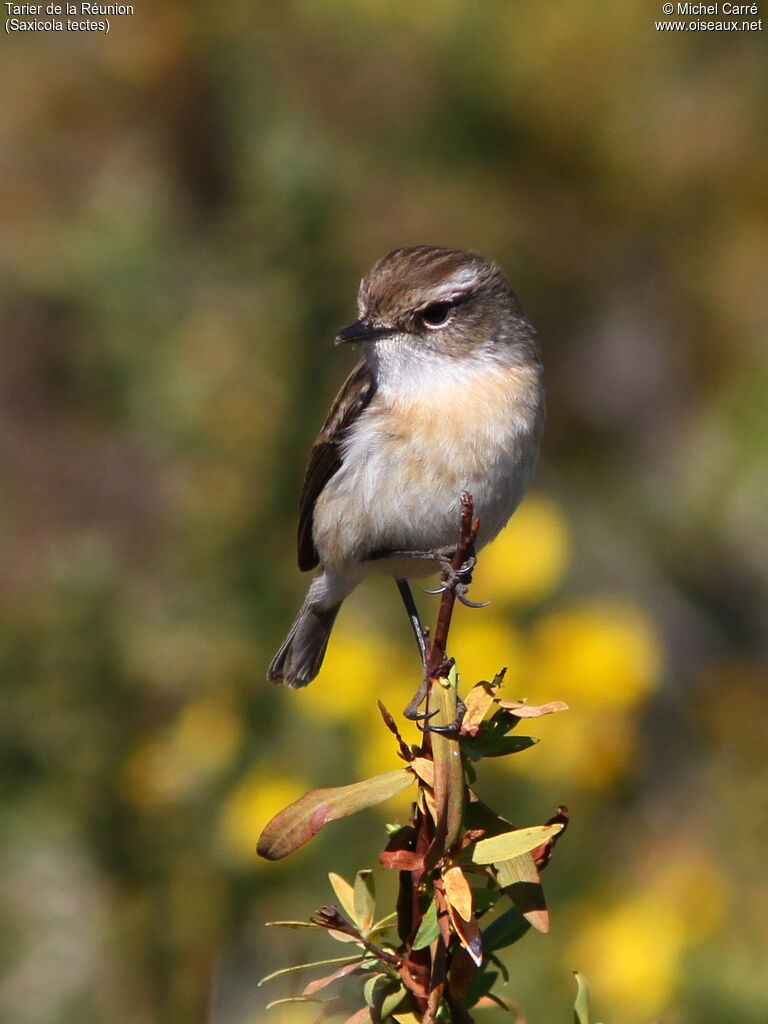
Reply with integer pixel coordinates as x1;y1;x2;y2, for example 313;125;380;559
267;597;341;688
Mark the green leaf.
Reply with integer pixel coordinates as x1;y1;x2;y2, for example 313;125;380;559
574;972;591;1024
265;996;324;1009
257;769;414;860
328;873;357;922
461;722;532;757
481;908;530;953
258;955;360;987
265;920;321;929
411;900;441;950
363;974;388;1008
354;870;376;934
369;910;398;938
380;984;406;1017
471;824;563;864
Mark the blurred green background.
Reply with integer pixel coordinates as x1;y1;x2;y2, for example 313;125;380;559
1;2;767;1023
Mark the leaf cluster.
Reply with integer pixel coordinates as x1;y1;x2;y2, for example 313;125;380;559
258;669;569;1022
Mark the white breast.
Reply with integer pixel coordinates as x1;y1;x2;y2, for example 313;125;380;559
312;346;543;572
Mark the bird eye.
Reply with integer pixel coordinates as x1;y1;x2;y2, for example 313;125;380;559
419;302;452;328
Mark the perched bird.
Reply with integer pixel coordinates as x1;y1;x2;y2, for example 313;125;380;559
268;245;544;688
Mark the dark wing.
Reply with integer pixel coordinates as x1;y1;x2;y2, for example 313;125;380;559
297;358;376;571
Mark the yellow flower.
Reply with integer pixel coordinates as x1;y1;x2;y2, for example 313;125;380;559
570;895;684;1019
529;598;663;708
474;495;570;606
294;613;423;725
568;853;727;1022
218;768;308;866
506;705;635;788
448;614;527;695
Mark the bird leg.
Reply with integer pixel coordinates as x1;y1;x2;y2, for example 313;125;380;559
396;579;440;723
369;545;487;607
396;578;429;674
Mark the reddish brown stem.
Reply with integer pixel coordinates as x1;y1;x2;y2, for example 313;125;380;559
427;491;479;677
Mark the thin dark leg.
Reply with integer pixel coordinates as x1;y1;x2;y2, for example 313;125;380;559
396;578;428;669
396;579;439;724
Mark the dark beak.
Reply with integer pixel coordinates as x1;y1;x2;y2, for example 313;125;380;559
334;319;395;345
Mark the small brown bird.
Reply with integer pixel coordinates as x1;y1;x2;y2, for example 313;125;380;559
268;245;544;688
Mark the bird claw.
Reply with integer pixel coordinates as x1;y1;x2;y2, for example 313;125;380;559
419;697;467;737
457;593;491;609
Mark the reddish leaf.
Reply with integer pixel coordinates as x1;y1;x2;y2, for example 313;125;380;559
377;701;413;762
460;680;500;737
303;960;366;996
532;806;569;870
379;850;425;872
446;899;483;967
495;699;568;718
257;769;413;860
447;947;477;1003
442;865;473;922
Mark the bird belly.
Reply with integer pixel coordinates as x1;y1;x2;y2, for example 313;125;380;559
312;364;542;572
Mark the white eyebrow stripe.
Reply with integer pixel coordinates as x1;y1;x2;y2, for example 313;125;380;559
426;267;480;304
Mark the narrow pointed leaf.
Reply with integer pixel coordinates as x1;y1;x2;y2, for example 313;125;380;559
461;680;500;737
574;972;591;1024
257;769;413;860
328;873;357;922
412;900;440;950
443;865;473;922
258;955;359;987
363;975;387;1008
265;920;320;930
381;985;407;1017
471;824;563;864
369;910;398;936
495;699;568;717
496;854;550;933
462;730;538;761
409;757;434;787
354;870;376;933
447;900;483;966
393;1014;421;1024
303;960;366;996
265;996;324;1009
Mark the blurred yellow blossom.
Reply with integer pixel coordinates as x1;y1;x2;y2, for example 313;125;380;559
503;598;662;786
295;619;411;722
119;695;242;809
218;768;308;866
475;495;571;606
529;598;663;708
568;852;727;1022
507;705;634;787
448;614;528;695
